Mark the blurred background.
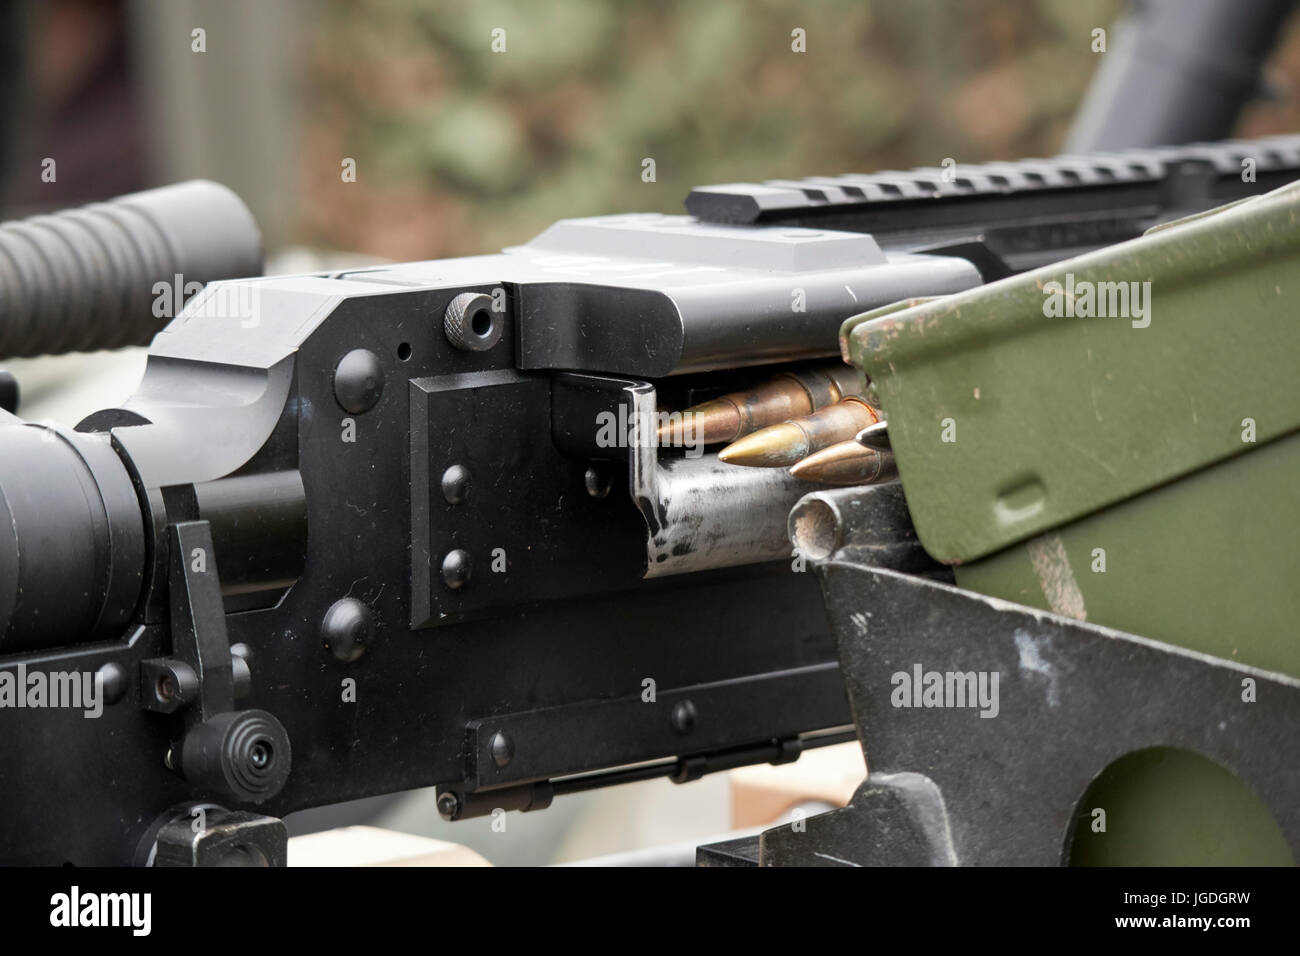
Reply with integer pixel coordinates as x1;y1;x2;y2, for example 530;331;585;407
9;0;1300;256
2;0;1299;864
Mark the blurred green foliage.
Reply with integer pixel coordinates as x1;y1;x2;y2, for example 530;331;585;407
298;0;1122;259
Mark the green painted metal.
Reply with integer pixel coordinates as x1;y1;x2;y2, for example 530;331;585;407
954;429;1300;679
843;180;1300;567
1069;748;1294;867
841;181;1300;866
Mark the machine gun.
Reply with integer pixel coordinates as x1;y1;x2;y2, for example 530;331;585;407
1;136;1298;865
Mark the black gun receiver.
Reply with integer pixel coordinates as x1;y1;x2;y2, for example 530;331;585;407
1;137;1297;865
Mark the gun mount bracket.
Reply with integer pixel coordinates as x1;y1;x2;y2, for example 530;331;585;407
737;562;1300;866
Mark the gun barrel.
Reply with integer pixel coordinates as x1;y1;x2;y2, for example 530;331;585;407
0;180;262;359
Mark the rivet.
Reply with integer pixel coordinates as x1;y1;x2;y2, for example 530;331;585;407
441;464;470;504
333;349;384;414
321;597;375;662
671;699;697;734
442;549;472;590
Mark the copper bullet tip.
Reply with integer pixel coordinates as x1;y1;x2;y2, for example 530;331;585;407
717;422;809;467
719;396;880;468
790;440;897;486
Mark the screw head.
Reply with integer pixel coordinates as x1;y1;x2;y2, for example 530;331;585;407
249;740;272;770
441;549;472;590
333;349;385;414
437;791;461;820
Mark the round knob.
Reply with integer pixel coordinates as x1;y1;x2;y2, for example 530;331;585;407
179;709;292;804
443;293;503;352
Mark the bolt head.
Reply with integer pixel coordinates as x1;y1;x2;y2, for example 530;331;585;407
490;731;514;768
436;792;461;819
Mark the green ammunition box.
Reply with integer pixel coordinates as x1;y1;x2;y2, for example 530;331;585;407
843;181;1300;864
